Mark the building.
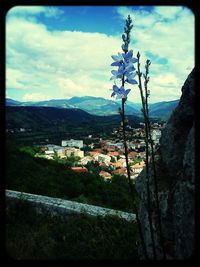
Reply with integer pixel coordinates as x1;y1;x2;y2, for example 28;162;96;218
56;148;66;158
113;158;126;168
138;151;146;158
89;151;101;160
45;150;54;156
151;129;162;144
75;149;84;158
97;154;111;164
80;156;93;165
64;148;84;158
112;168;127;177
107;151;119;157
44;144;65;156
19;128;26;132
130;161;145;174
128;151;138;159
61;139;84;149
99;171;112;180
71;167;88;173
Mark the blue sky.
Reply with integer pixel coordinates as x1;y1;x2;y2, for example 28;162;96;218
6;5;194;103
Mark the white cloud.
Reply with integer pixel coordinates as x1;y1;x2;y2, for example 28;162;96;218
6;15;122;101
116;5;194;102
7;6;63;18
154;6;183;19
151;73;178;88
6;6;194;104
22;93;52;101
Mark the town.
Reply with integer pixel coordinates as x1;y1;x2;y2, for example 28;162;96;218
34;122;164;181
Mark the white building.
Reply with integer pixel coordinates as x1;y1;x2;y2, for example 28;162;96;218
61;139;84;149
80;156;93;165
75;149;84;158
97;154;111;164
56;148;66;158
20;128;26;132
151;129;162;144
45;150;54;155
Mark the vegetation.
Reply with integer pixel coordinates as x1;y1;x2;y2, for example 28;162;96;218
6;106;142;145
6;198;139;260
6;140;135;213
5;138;140;259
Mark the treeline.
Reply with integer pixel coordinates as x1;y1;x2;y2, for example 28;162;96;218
6;140;137;213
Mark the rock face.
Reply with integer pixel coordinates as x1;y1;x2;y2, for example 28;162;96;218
135;69;195;259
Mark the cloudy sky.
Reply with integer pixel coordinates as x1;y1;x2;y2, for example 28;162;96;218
6;5;194;103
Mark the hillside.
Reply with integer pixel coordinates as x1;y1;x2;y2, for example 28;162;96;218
6;106;141;129
6;96;140;116
149;100;179;119
6;96;179;119
6;141;138;259
5;106;143;144
5;140;134;212
6;106;94;129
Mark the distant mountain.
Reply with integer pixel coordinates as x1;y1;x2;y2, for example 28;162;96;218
149;100;179;119
6;98;22;106
5;96;140;116
20;99;72;108
5;96;179;119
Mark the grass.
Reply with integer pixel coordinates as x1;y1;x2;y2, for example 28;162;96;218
6;198;139;260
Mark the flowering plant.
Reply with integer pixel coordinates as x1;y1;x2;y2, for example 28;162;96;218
109;15;148;258
110;16;138;101
109;15;166;260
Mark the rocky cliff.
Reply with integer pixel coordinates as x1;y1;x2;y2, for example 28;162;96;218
135;68;195;259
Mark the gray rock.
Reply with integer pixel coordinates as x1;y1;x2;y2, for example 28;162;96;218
135;68;195;259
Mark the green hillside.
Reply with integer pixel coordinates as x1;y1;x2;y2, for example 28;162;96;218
6;140;135;213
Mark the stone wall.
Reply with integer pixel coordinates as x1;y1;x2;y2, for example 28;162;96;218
135;68;195;259
6;189;136;222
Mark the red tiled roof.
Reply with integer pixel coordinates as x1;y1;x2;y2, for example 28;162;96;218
71;167;88;173
99;171;112;179
112;168;127;175
89;151;101;156
128;151;138;157
108;151;119;156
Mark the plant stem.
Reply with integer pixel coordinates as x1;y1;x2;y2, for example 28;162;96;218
146;117;167;260
143;58;166;259
121;74;148;260
137;55;157;259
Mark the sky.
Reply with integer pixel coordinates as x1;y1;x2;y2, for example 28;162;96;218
6;5;195;103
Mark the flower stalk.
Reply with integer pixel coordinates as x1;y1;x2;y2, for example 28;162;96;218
137;54;166;259
137;54;157;259
110;15;148;260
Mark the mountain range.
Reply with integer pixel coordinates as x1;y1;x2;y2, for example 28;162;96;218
6;96;179;119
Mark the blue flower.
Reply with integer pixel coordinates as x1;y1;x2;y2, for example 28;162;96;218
127;78;137;85
110;50;138;82
125;72;137;84
111;53;123;61
111;85;131;99
110;49;138;98
123;50;138;64
110;69;124;80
